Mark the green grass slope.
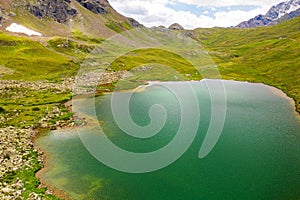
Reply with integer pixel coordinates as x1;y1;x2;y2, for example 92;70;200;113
0;32;78;81
193;17;300;113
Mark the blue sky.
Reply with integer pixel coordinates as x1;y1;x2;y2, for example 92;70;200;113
166;3;260;18
109;0;284;28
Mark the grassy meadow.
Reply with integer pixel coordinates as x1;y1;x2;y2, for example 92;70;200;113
193;17;300;112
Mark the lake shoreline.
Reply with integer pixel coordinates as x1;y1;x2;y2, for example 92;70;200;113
33;79;300;199
33;129;74;200
267;84;300;120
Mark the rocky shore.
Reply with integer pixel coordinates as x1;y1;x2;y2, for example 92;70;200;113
0;78;76;199
0;70;126;199
0;127;51;199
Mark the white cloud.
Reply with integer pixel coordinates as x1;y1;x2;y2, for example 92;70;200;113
109;0;284;28
174;0;283;7
124;4;149;15
212;8;267;27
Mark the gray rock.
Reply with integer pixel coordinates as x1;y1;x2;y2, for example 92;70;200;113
0;6;6;25
75;0;109;14
168;23;184;30
26;0;78;23
151;25;169;33
8;11;16;17
1;187;14;194
128;18;143;28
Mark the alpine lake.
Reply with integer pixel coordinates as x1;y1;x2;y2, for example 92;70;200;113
36;80;300;200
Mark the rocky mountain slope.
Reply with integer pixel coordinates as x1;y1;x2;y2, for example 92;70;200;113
236;0;300;28
0;0;140;37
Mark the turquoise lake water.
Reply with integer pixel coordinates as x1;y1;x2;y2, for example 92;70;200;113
36;80;300;200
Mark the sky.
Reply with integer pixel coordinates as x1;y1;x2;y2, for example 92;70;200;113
109;0;284;29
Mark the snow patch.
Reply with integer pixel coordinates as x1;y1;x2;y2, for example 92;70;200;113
277;0;300;19
286;2;300;13
5;23;42;36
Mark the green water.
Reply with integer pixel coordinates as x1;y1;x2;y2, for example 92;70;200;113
36;80;300;200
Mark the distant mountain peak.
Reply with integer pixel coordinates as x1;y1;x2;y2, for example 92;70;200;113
236;0;300;28
267;0;300;20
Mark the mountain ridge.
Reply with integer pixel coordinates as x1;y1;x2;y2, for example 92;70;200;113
0;0;140;37
236;0;300;28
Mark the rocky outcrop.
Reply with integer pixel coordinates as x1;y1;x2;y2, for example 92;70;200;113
26;0;113;23
0;6;6;25
183;31;196;39
75;0;109;14
128;18;143;28
168;23;184;30
151;25;170;33
26;0;77;23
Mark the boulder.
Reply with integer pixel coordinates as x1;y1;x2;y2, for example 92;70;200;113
168;23;184;30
